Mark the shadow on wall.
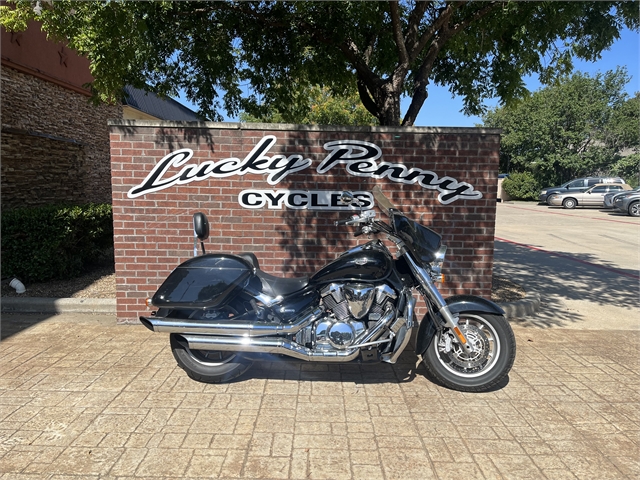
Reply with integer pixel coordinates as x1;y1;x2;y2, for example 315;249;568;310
271;131;450;275
493;240;639;328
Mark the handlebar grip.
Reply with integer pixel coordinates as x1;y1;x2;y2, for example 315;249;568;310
335;217;355;226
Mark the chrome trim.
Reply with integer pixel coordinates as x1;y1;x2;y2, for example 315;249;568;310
402;252;473;354
344;284;375;319
355;304;396;345
375;284;397;304
181;335;361;362
254;293;283;307
142;306;322;337
382;291;417;364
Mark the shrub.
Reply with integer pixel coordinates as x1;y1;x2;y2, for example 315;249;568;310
610;153;640;187
501;172;541;201
1;203;113;283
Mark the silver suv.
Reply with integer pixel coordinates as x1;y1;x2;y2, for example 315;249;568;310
539;177;625;204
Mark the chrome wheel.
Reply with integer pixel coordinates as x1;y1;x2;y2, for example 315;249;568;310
629;201;640;217
422;313;515;392
434;315;500;378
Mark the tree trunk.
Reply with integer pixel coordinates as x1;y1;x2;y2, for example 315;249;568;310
358;77;405;127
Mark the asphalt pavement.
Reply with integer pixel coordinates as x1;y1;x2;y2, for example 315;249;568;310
0;201;638;479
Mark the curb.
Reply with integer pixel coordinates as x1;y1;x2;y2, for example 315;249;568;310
1;297;116;314
499;291;541;319
2;291;541;318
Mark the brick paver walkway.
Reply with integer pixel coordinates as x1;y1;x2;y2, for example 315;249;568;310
0;315;638;479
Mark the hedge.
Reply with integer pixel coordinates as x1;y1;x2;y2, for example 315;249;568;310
501;172;541;201
1;203;113;283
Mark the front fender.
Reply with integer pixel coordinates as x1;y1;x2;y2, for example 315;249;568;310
415;295;505;356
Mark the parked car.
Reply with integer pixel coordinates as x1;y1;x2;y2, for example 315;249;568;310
547;183;632;209
613;191;640;217
538;176;626;204
603;186;640;208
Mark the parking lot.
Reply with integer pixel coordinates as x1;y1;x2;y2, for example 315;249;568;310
0;201;638;479
494;201;639;330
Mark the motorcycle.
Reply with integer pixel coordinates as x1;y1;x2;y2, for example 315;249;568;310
140;186;516;392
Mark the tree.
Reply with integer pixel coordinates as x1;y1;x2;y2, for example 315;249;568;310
482;69;639;187
2;1;637;126
240;85;378;126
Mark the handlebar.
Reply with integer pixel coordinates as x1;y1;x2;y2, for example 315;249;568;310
334;210;376;227
335;216;357;226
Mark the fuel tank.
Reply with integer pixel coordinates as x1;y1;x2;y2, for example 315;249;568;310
311;240;393;285
152;254;253;309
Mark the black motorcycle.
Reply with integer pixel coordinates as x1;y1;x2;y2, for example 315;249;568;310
140;187;515;392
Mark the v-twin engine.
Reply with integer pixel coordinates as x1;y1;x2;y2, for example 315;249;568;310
294;283;398;351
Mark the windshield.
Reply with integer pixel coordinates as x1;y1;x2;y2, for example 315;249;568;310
371;186;442;263
372;186;398;217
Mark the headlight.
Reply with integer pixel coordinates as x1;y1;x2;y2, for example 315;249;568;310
540;190;547;195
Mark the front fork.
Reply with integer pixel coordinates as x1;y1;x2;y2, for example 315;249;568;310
402;251;474;354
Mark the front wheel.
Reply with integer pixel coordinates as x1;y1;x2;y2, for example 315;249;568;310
562;198;577;209
628;201;640;217
422;313;515;392
170;334;253;383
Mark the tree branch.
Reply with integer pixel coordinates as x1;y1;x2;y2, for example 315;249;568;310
403;1;503;125
405;1;432;50
357;78;380;118
450;1;501;37
409;2;458;63
389;1;409;67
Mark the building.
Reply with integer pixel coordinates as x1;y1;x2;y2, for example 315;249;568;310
1;20;198;209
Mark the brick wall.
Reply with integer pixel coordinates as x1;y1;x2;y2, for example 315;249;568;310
1;67;122;208
110;121;500;324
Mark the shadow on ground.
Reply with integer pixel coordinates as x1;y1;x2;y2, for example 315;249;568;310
494;240;638;328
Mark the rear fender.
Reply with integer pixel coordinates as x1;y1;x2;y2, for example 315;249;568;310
415;295;505;356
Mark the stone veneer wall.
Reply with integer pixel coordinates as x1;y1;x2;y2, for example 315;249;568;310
1;67;122;208
110;121;501;324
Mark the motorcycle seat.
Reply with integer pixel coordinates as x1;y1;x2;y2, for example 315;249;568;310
238;253;309;296
255;270;310;297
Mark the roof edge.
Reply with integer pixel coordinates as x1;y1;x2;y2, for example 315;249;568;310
107;119;501;135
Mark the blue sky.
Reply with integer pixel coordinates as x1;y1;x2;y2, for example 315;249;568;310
178;26;638;127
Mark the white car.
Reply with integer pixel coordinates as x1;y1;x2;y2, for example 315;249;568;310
547;183;632;209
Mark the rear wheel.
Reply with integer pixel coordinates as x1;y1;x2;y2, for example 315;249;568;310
170;334;253;383
422;313;515;392
628;201;640;217
562;198;577;209
169;301;253;383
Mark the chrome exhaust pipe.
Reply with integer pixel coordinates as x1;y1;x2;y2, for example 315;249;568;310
140;306;323;337
180;335;361;362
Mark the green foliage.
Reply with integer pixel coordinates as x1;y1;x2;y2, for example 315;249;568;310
1;1;637;126
501;173;541;201
240;85;378;126
610;153;640;187
483;69;639;187
1;203;113;283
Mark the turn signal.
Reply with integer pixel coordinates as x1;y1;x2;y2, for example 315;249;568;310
145;298;153;307
453;326;467;344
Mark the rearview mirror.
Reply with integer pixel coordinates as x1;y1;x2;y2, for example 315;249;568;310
340;191;354;205
193;212;210;240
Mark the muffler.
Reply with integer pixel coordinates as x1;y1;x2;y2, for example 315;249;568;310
179;335;361;362
140;306;323;337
